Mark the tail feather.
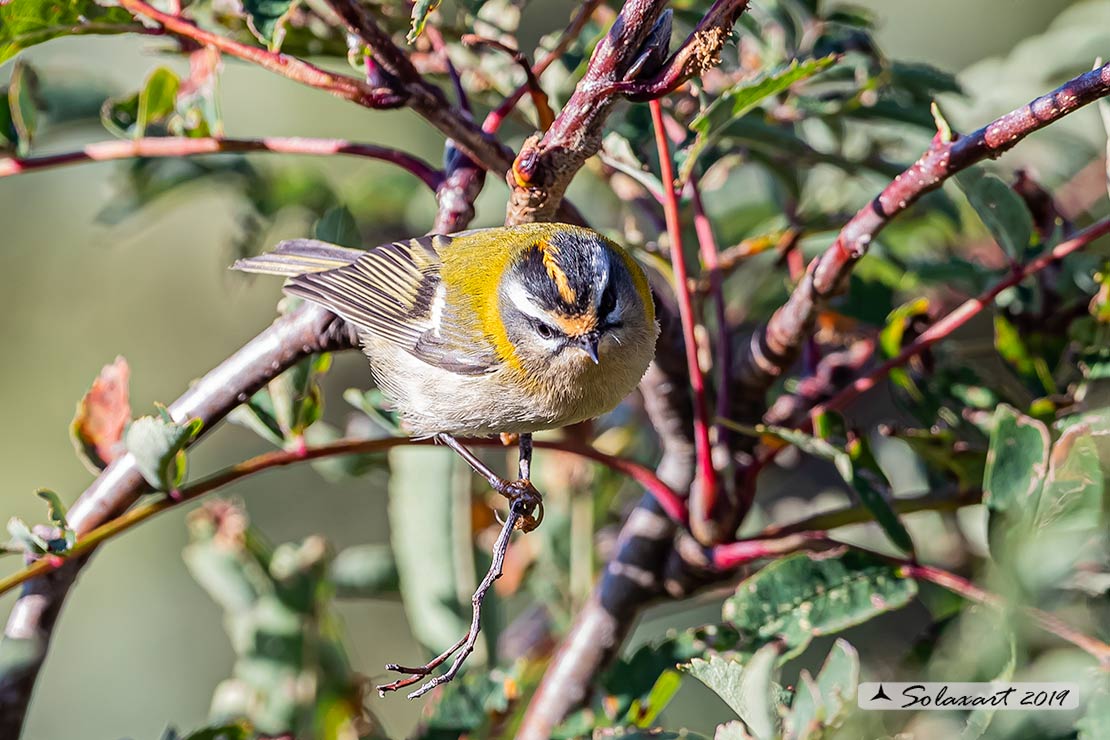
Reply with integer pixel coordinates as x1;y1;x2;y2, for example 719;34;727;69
232;238;365;277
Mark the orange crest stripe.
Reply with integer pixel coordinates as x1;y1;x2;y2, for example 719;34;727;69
538;240;578;305
553;312;598;337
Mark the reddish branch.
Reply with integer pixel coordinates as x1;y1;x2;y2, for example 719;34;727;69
651;100;721;544
522;60;1110;737
732;61;1110;419
482;0;605;134
0;136;443;189
0;437;682;600
116;0;511;174
816;216;1110;416
506;0;748;225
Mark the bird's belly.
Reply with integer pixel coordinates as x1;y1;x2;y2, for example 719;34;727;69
364;340;569;437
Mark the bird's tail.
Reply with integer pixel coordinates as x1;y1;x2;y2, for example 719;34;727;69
232;238;364;277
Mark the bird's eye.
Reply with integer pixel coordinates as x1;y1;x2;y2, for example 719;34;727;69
599;281;617;320
534;322;557;340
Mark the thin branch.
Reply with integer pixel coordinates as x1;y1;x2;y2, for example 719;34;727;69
482;0;604;134
115;0;512;174
0;304;358;734
505;0;672;225
0;136;443;190
690;174;732;449
610;0;751;101
116;0;403;108
0;437;684;599
320;0;515;174
651;99;720;544
815;216;1110;417
761;487;982;540
463;35;555;130
902;563;1110;666
732;61;1110;418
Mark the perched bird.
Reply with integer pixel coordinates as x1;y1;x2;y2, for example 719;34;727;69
233;223;658;438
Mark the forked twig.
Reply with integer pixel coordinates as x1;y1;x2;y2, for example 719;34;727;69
377;491;527;699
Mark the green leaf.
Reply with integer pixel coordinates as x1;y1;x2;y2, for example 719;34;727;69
329;544;399;597
956;168;1035;260
750;423;914;554
722;551;917;660
35;489;75;552
136;67;180;138
626;669;682;728
243;0;297;49
408;0;442;42
785;639;859;740
123;410;203;491
6;517;49;555
682;56;837;181
961;635;1015;740
388;446;473;656
1079;672;1110;740
7;61;39;157
1034;424;1104;532
0;0;139;65
982;404;1050;553
845;436;916;555
314;206;361;248
228;389;286;447
681;645;780;740
993;314;1055;395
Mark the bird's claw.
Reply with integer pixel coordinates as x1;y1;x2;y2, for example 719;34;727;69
502;478;543;532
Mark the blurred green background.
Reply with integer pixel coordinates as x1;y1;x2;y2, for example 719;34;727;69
0;1;1093;737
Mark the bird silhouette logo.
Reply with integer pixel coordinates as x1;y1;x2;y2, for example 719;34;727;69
870;684;892;702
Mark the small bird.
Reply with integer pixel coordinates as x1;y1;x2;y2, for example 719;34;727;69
233;223;658;439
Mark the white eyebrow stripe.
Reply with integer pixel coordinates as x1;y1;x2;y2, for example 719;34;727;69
505;281;551;322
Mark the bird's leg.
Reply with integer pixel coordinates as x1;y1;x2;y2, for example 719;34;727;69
434;432;543;532
375;433;544;699
376;495;526;699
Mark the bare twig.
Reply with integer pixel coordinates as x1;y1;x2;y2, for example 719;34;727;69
0;136;443;189
0;436;682;601
506;0;672;225
732;62;1110;418
482;0;605;134
690;175;733;457
116;0;404;108
463;34;555;130
321;0;514;174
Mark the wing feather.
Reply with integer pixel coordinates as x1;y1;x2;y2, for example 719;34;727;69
283;235;497;374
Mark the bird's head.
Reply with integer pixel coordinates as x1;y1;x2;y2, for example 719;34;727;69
495;226;656;381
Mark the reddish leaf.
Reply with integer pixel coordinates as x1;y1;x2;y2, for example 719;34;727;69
70;357;131;472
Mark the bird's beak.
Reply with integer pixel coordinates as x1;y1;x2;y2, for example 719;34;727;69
577;333;601;364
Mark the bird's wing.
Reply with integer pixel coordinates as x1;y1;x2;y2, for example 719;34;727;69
284;235;499;374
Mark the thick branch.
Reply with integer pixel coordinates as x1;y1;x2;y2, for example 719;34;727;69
0;305;358;735
0;136;442;189
732;61;1110;418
